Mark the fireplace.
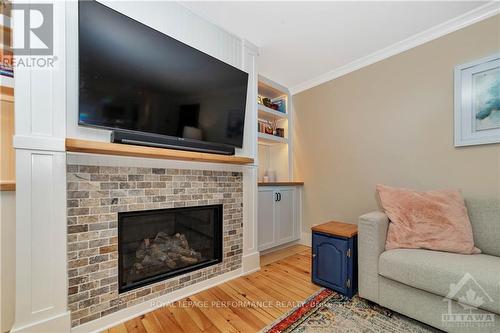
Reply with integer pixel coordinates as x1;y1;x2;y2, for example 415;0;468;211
67;164;243;327
118;205;223;293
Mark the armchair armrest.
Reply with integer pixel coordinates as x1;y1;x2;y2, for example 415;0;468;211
358;211;389;303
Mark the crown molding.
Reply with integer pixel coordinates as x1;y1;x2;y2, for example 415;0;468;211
290;1;500;95
243;39;260;55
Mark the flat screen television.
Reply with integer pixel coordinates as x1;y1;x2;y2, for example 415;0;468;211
78;0;248;154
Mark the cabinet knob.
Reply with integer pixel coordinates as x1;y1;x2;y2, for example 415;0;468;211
312;253;316;258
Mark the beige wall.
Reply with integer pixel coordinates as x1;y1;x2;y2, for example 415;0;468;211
293;15;500;231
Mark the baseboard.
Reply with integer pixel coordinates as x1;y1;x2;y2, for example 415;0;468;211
242;251;260;274
71;268;243;333
10;311;71;333
299;231;312;247
259;239;302;255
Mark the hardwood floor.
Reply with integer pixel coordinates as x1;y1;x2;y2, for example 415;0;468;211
259;244;311;266
105;245;318;333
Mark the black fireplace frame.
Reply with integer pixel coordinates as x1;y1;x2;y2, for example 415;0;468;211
118;204;223;293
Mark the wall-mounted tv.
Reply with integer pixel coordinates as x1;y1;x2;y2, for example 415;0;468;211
78;0;248;154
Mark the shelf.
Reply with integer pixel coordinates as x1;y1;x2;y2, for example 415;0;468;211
65;138;254;165
258;104;287;122
1;86;14;103
258;181;304;187
257;133;288;145
0;181;15;191
258;78;288;99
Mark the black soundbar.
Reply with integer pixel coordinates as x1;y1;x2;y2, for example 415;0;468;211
110;130;235;155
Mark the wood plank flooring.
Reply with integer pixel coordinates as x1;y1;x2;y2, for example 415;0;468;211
105;245;318;333
259;244;310;266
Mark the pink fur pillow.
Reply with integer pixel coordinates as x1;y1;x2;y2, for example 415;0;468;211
377;185;480;254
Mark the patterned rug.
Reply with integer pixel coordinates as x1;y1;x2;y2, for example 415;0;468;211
262;289;442;333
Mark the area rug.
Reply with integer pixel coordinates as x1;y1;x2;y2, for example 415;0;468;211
262;289;441;333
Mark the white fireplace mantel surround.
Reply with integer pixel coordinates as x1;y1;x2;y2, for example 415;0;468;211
11;1;260;332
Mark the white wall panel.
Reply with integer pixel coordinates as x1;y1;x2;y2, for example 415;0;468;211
30;71;53;137
14;0;66;151
1;192;16;333
243;166;259;255
12;1;69;331
12;151;69;333
236;41;258;158
30;154;56;313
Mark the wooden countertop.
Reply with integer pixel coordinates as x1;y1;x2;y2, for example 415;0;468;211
311;221;357;238
258;181;304;186
66;138;254;165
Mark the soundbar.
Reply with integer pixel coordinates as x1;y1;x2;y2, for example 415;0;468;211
111;130;235;155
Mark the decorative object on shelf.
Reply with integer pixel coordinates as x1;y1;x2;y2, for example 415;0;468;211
257;95;264;105
263;97;272;108
263;175;269;183
269;103;279;110
258;121;264;133
0;64;14;79
258;120;272;134
455;53;500;146
272;96;287;113
258;118;286;140
262;98;280;110
261;119;277;135
259;95;282;111
265;124;274;135
267;170;276;182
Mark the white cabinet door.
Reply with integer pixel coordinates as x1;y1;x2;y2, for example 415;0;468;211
258;188;276;251
276;188;295;244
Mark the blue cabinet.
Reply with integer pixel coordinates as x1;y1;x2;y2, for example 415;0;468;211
312;231;357;298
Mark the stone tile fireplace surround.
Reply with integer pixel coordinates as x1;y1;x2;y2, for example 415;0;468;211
66;165;243;327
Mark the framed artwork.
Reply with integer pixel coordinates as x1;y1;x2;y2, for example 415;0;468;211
454;53;500;147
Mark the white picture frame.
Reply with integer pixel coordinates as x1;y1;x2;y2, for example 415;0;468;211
454;53;500;147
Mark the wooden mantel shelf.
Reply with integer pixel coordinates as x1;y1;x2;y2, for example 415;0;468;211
65;138;254;165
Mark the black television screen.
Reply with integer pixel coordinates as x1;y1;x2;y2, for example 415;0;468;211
78;1;248;148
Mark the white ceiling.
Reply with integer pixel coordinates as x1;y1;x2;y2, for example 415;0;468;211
181;1;490;92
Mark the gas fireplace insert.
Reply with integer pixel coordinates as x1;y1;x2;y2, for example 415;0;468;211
118;205;223;293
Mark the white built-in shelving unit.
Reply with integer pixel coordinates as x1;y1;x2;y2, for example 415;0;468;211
257;77;302;252
257;75;293;182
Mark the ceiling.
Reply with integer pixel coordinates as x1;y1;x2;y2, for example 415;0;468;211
181;1;490;92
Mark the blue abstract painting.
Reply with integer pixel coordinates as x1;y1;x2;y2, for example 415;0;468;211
474;67;500;131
